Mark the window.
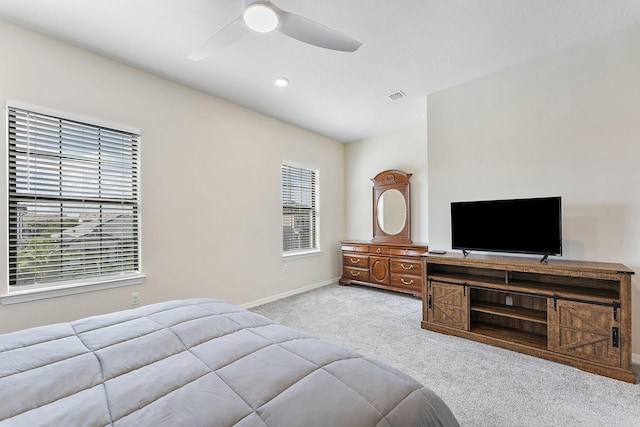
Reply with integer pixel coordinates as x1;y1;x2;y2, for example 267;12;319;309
7;106;141;290
281;163;318;254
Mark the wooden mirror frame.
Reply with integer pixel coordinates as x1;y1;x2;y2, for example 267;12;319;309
372;169;412;244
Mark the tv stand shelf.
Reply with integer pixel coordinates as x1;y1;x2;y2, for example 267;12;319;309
422;253;635;382
470;322;548;350
471;301;547;324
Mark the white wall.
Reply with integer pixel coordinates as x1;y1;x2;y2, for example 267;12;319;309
427;24;640;354
344;120;428;243
0;21;344;333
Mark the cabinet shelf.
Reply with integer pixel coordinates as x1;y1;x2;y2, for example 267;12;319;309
428;272;620;304
470;322;547;350
471;301;547;324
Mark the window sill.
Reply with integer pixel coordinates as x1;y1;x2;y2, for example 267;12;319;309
281;249;322;260
0;273;146;305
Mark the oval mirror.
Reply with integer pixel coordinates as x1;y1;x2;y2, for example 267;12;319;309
377;189;406;235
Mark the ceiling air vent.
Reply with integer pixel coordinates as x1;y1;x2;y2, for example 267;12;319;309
388;91;406;101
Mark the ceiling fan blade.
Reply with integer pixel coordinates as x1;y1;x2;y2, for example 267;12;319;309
277;11;361;52
188;17;246;60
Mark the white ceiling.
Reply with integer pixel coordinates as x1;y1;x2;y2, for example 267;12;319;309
1;1;640;142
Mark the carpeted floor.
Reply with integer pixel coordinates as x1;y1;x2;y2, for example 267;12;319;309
250;284;640;427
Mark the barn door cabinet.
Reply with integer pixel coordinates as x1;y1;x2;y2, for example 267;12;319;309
422;253;635;382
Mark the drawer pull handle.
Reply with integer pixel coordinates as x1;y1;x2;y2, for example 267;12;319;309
350;258;360;264
400;264;414;270
350;271;360;277
376;248;381;254
400;278;414;285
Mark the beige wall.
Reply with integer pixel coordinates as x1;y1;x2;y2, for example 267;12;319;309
427;24;640;354
0;21;344;332
344;120;428;243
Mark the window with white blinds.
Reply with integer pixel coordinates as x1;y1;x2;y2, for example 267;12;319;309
281;164;318;254
7;107;140;288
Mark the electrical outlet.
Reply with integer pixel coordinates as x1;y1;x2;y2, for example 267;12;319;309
131;292;140;306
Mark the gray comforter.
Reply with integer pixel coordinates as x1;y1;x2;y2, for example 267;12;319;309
0;298;458;426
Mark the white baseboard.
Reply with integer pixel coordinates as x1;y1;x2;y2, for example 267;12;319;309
239;277;338;310
633;353;640;365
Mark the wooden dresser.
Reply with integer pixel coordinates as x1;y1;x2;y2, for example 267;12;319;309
339;240;428;297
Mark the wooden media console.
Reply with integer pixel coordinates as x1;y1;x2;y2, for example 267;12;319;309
421;253;635;382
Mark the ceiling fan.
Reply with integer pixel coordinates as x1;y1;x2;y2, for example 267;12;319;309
188;0;361;60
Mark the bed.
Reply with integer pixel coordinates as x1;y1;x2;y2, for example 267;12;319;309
0;298;458;426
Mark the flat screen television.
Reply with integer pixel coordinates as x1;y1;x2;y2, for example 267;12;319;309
451;196;562;257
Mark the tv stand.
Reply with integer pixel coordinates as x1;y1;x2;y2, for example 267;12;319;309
421;253;635;382
539;254;549;263
462;250;470;257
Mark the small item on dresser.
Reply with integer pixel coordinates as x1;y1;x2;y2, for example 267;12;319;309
429;250;447;255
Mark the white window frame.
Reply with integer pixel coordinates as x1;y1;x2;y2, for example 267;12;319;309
281;162;320;258
3;102;144;304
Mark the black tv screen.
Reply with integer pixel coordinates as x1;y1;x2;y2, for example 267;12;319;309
451;197;562;256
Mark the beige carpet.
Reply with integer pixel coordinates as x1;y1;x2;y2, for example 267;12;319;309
251;283;640;427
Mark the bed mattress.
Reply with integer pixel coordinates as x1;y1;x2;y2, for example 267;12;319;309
0;298;458;426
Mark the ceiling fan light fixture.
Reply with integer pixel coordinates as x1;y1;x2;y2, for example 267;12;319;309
243;3;279;33
188;0;362;60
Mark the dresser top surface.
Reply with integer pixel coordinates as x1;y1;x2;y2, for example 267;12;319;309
341;240;428;249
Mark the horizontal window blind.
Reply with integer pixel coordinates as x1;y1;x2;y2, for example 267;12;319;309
8;107;140;287
282;164;318;253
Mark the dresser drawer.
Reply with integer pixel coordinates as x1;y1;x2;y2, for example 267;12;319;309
389;247;427;257
391;273;421;291
342;244;369;253
343;254;369;268
370;245;390;255
343;267;369;282
391;258;422;275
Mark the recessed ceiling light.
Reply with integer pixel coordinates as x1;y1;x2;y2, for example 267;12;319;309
243;3;279;33
274;77;289;87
